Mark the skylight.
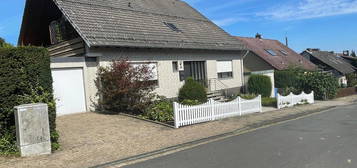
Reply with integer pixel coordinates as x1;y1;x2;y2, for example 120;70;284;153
265;49;277;56
280;50;288;55
164;22;181;32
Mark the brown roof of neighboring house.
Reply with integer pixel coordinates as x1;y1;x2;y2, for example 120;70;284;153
235;37;316;71
19;0;245;50
304;50;355;74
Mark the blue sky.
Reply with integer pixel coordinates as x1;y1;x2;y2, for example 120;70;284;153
1;0;357;52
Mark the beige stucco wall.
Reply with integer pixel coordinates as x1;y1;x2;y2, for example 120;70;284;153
51;48;245;111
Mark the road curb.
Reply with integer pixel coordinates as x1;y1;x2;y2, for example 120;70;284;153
90;105;338;168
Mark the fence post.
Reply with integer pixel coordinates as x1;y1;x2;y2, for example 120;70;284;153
277;93;280;109
259;95;263;112
290;92;294;107
173;102;179;128
238;97;242;116
210;99;215;121
311;91;315;104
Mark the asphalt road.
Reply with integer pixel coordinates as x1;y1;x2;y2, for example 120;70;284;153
124;104;357;168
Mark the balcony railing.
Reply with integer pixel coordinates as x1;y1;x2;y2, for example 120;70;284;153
47;38;85;57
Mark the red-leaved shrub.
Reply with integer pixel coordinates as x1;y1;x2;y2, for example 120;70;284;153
95;59;156;114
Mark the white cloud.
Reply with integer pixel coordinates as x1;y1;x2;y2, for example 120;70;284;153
258;0;357;20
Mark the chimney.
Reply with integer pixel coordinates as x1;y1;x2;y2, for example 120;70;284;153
255;33;262;39
343;50;349;56
307;48;320;52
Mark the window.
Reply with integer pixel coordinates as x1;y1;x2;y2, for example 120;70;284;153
217;61;233;79
280;50;288;55
164;22;182;32
265;49;277;56
131;63;158;82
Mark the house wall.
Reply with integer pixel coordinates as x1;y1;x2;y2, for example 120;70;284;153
244;52;274;72
52;48;245;111
92;48;245;98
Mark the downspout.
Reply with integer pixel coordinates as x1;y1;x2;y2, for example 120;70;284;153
241;50;250;93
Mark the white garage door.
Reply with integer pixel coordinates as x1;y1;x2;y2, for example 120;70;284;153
52;68;87;116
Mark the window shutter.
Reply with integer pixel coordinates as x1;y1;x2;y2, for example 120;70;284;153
217;61;233;73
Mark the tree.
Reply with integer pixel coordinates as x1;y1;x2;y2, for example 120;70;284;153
351;50;356;57
0;37;12;48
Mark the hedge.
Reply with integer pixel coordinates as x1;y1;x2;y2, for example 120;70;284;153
275;70;300;88
0;47;58;152
247;74;272;97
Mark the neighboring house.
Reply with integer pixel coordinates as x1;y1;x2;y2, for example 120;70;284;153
301;48;356;86
235;35;316;97
18;0;247;116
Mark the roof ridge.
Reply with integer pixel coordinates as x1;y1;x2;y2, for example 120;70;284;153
58;0;209;22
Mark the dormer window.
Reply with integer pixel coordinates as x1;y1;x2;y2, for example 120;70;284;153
265;49;277;56
164;22;182;32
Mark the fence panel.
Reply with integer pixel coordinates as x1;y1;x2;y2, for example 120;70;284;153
174;95;262;128
277;91;314;109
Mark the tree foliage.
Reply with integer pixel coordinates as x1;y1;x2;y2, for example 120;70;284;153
0;38;12;48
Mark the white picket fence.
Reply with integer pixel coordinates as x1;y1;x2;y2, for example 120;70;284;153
173;95;262;128
277;91;314;109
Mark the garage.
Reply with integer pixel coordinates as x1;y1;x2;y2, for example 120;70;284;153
51;68;87;116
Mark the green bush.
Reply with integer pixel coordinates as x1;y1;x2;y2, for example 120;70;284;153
247;75;272;97
238;94;257;100
0;46;57;154
262;97;277;107
274;69;301;88
144;98;173;122
0;132;18;156
181;99;202;105
178;77;207;103
298;71;339;100
346;73;357;87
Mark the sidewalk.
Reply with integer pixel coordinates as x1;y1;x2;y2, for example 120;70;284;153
1;95;356;168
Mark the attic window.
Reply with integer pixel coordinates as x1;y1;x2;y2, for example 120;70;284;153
164;22;181;32
265;49;277;56
280;50;288;55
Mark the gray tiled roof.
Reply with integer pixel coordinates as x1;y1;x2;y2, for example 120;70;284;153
53;0;245;50
308;51;355;74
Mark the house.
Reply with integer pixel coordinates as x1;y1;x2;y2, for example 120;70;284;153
301;48;356;86
18;0;247;116
235;35;316;97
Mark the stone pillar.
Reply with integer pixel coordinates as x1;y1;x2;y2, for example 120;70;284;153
14;103;51;157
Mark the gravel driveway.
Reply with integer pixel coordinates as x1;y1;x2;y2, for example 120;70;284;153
0;95;356;168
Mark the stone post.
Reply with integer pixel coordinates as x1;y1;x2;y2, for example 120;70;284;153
14;103;51;157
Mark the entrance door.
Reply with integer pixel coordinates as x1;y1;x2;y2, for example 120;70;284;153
51;68;87;116
182;61;207;86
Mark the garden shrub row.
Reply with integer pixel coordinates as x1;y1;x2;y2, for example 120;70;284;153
0;46;58;154
274;68;339;100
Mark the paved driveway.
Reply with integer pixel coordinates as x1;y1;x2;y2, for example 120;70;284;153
125;104;357;168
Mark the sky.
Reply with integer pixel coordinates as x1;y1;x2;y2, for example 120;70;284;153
0;0;357;52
